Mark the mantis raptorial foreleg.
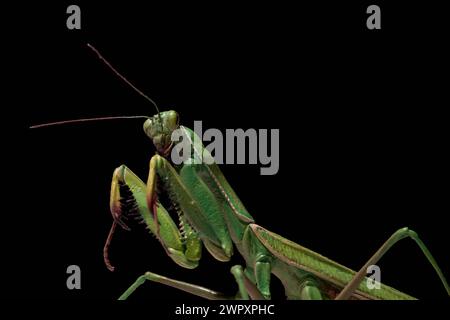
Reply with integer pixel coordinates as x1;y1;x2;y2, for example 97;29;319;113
145;154;234;261
105;164;202;271
336;227;450;300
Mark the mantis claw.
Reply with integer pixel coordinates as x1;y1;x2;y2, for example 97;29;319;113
104;220;117;272
106;164;202;271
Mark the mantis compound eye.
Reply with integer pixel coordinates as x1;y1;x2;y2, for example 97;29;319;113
143;118;154;136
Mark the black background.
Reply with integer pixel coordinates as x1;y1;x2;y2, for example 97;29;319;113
11;1;449;305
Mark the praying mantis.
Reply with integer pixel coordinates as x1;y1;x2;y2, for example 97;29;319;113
32;45;450;300
109;109;449;300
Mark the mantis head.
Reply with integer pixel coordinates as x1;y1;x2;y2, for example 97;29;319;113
143;110;179;156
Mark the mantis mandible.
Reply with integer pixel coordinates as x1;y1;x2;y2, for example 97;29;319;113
32;45;450;300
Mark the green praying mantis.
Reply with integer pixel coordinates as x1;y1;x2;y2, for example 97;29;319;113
33;45;450;300
109;110;449;300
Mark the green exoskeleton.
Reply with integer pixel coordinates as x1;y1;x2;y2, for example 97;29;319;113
32;45;450;300
107;110;449;300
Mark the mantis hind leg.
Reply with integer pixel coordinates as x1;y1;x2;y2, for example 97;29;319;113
336;227;450;299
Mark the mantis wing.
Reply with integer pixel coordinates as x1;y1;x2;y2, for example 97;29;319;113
250;224;415;300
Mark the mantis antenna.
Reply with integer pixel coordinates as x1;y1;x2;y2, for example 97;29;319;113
29;115;150;129
86;43;161;115
30;43;162;129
